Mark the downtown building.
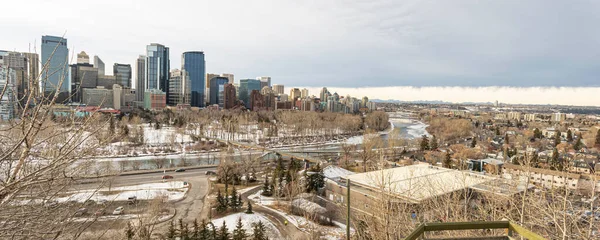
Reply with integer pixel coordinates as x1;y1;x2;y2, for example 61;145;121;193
0;51;39;114
257;76;271;89
0;57;17;120
239;79;261;108
223;83;237;109
135;55;146;103
272;84;284;95
182;51;205;107
145;43;169;107
209;76;228;108
168;69;190;106
113;63;132;88
41;35;70;103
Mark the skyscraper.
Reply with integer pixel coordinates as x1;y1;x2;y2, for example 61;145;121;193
272;84;284;95
136;55;146;102
239;79;261;108
77;51;89;64
168;69;190;106
0;53;17;120
320;87;329;102
94;55;105;76
257;76;271;88
70;62;98;102
209;76;228;107
113;63;132;88
182;52;205;107
221;73;234;84
301;88;309;98
224;83;237;109
146;43;170;99
290;88;301;101
41;35;69;102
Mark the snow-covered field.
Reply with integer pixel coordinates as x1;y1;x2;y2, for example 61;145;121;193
211;212;282;239
323;165;354;179
248;190;277;206
57;181;188;203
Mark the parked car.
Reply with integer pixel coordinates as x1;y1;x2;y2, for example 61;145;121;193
127;196;137;205
205;171;216;176
112;206;124;215
74;208;87;216
162;175;174;179
175;168;186;172
94;209;105;217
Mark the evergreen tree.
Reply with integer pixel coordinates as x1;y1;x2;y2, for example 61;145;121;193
192;219;200;240
551;148;561;171
217;221;230;240
167;221;177;240
443;152;452;168
232;217;247;240
495;127;501;136
216;189;228;212
566;129;573;142
251;221;268;240
595;129;600;148
504;133;509;145
261;177;272;197
554;130;561;147
238;195;243;209
430;135;438;150
246;201;253;214
125;221;135;240
420;135;429;151
306;164;325;193
229;187;239;211
199;219;210;240
470;137;477;148
210;222;218;240
179;218;189;240
533;128;542;139
574;133;583;151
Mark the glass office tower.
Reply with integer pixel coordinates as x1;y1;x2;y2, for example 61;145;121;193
41;35;69;102
146;43;170;100
182;51;205;107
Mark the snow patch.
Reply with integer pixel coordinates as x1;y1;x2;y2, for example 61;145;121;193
210;212;281;239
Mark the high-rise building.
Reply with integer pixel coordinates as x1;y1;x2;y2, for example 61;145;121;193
70;62;98;102
320;87;329;102
361;96;369;109
135;55;146;102
94;55;105;76
262;88;276;111
145;43;170;97
257;76;271;88
272;84;284;95
182;52;205;107
0;64;16;120
0;51;38;107
301;88;309;99
77;51;89;64
41;35;69;102
168;69;190;106
289;88;301;101
204;73;218;106
209;77;228;107
221;73;234;84
224;83;237;109
239;79;261;108
24;52;39;96
250;90;265;111
113;63;132;88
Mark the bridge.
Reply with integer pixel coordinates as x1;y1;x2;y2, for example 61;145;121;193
210;138;326;164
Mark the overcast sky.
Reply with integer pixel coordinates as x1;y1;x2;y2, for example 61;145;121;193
2;0;600;104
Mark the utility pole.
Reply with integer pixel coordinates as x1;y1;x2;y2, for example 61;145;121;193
347;179;351;240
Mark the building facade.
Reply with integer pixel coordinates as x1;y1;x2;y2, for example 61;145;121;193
136;55;146;102
289;88;301;102
41;35;69;102
93;55;105;76
239;79;261;108
168;69;191;106
224;83;237;109
221;73;234;84
0;65;16;120
272;84;284;95
77;51;89;64
145;43;170;97
182;51;205;107
209;76;229;107
250;90;265;111
113;63;132;88
144;89;166;110
70;63;98;102
257;76;271;88
301;88;309;98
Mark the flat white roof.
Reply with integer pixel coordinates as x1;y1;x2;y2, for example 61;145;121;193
343;164;492;203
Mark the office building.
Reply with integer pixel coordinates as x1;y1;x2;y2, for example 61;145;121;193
221;73;234;84
0;51;38;106
301;88;309;98
272;84;284;95
77;51;89;64
361;96;369;108
224;83;237;109
168;69;190;106
0;65;16;120
113;63;132;88
94;55;105;76
41;35;69;102
289;88;301;101
263;89;276;111
257;76;271;88
181;52;205;107
552;113;566;122
209;76;228;107
144;89;166;110
239;79;261;108
320;87;329;102
135;55;146;102
279;93;289;102
508;112;521;121
250;90;265;111
70;62;98;102
97;75;116;89
205;73;219;105
145;43;170;97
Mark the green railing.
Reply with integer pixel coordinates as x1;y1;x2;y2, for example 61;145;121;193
404;221;546;240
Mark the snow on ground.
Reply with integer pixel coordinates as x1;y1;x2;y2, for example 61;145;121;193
323;165;354;179
211;212;282;239
238;185;261;195
248;190;276;206
57;181;188;203
144;126;193;145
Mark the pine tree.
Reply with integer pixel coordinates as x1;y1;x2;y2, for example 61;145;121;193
125;222;135;240
430;135;438;150
420;135;429;151
574;133;583;151
554;130;561;147
216;189;228;212
566;129;573;142
238;195;243;209
246;201;253;214
495;127;501;136
551;148;561;171
192;219;200;240
167;221;177;240
443;152;452;168
533;128;542;139
470;138;477;148
504;133;509;145
179;218;189;240
229;187;239;211
210;222;218;240
252;221;268;240
199;219;210;240
217;221;230;240
261;177;272;197
232;217;247;240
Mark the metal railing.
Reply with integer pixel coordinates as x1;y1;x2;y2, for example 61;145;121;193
404;221;546;240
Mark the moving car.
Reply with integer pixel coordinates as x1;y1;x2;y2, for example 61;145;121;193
175;168;186;172
162;175;174;179
112;206;124;215
205;170;216;176
94;209;105;216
